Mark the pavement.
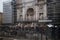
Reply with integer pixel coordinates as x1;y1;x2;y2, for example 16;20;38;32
0;33;52;40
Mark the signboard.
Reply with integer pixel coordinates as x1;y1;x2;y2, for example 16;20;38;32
38;20;52;22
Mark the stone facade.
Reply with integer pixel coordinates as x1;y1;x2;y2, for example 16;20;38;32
16;0;48;27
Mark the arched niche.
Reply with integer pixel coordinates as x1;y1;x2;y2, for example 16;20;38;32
25;8;35;20
27;8;34;16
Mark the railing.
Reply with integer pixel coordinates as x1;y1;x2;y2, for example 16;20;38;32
18;18;48;22
19;18;37;22
0;25;59;40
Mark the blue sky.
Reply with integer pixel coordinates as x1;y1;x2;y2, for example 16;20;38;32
0;0;11;12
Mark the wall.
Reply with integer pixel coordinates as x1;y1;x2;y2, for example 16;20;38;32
0;13;3;25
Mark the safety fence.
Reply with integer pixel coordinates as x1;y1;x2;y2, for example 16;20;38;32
0;26;60;40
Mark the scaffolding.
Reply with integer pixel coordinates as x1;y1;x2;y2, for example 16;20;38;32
47;0;60;25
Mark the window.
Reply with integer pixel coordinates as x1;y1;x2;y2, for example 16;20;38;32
39;13;43;15
38;0;44;2
20;15;22;17
57;0;60;1
39;13;43;19
47;0;53;3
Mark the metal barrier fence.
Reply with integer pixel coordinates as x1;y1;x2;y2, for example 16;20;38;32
0;26;60;40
